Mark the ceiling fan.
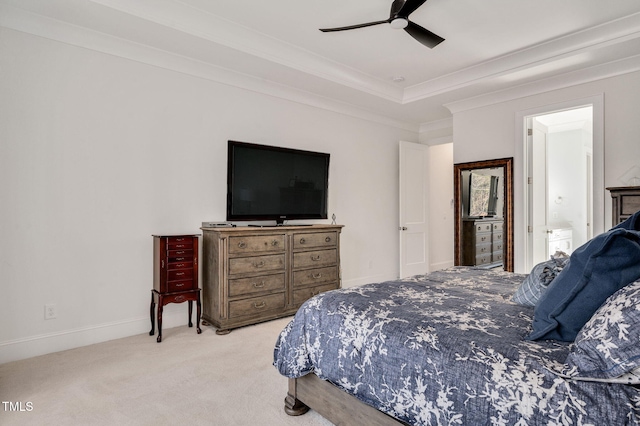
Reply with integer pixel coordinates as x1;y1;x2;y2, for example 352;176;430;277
319;0;444;48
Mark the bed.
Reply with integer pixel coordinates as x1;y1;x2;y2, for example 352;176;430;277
274;264;640;425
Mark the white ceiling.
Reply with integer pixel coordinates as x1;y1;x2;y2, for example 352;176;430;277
3;0;640;130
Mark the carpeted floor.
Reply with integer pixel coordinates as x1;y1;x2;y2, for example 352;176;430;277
0;318;333;425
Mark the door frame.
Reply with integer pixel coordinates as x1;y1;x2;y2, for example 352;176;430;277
516;94;604;272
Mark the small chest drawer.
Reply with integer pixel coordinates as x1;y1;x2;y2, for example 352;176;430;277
228;235;285;254
492;222;503;232
167;238;194;251
228;293;285;319
293;249;337;269
228;273;285;297
293;232;338;249
168;268;194;282
293;266;338;288
228;254;285;275
168;280;195;292
168;253;193;263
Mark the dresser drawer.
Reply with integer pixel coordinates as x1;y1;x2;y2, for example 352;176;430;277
293;266;338;288
168;268;194;281
293;283;337;306
476;242;492;255
228;273;285;297
228;293;285;319
228;254;285;275
293;249;337;269
475;223;493;233
475;232;492;244
492;231;503;242
492;251;504;263
167;280;195;292
293;232;338;250
228;235;285;254
621;195;640;215
492;222;503;232
475;253;493;266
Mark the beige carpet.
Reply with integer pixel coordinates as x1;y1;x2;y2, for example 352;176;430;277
0;318;333;426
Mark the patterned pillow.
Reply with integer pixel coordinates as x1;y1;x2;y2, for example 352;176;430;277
560;280;640;383
512;252;569;307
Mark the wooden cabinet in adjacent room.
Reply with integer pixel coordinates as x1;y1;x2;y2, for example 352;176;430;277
461;218;504;268
201;224;343;334
607;186;640;225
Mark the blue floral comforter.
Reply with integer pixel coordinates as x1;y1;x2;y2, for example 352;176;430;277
273;267;640;425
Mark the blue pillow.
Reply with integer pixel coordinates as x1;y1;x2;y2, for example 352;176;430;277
527;228;640;342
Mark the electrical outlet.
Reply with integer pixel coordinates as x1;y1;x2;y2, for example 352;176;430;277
44;304;57;320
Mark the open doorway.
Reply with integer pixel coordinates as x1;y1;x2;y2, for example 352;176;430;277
526;106;594;269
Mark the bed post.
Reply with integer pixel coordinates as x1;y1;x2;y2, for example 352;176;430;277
284;378;310;416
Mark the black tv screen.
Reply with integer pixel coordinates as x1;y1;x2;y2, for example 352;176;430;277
226;141;330;225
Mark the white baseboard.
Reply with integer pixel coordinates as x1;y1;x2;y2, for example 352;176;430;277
430;260;455;271
0;310;188;364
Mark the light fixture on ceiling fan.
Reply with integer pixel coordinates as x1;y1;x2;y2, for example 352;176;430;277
319;0;444;48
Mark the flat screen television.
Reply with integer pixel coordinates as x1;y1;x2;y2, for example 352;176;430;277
226;141;330;225
468;172;499;218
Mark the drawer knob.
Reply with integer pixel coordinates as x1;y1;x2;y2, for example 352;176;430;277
176;272;185;276
271;240;279;246
175;295;186;303
325;237;331;243
253;301;266;309
299;238;306;244
311;273;323;279
238;242;247;249
311;255;321;261
176;283;184;287
252;261;265;268
253;281;265;288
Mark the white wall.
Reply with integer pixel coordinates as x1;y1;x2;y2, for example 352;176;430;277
452;71;640;272
0;28;419;363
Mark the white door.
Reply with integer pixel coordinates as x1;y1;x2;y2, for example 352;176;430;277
399;141;429;278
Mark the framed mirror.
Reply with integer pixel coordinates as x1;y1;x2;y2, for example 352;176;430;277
454;158;513;272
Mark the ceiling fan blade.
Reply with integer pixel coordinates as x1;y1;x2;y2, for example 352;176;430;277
404;21;444;48
397;0;429;17
319;20;388;32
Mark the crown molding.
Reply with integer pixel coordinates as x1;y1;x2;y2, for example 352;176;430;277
0;3;418;132
403;12;640;103
89;0;404;102
444;53;640;114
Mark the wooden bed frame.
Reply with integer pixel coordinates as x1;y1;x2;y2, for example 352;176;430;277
284;373;406;425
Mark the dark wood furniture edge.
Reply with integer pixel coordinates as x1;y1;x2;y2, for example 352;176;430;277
285;374;405;426
454;158;514;272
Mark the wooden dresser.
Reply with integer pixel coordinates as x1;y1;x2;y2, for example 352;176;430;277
607;186;640;225
461;218;504;268
201;224;343;334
